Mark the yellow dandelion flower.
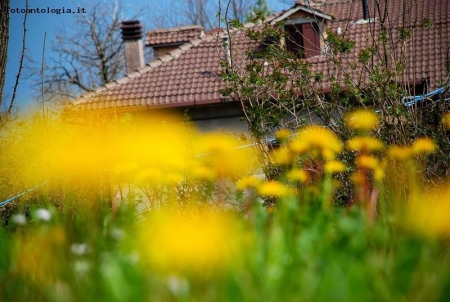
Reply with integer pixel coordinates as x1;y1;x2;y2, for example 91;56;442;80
289;140;309;154
191;166;216;181
357;155;379;170
374;167;385;181
388;146;413;160
347;136;384;152
136;208;245;274
164;172;185;185
194;133;257;178
236;175;262;190
269;147;294;166
408;183;450;238
412;137;436;155
286;168;309;183
112;162;139;175
324;160;346;174
134;168;163;184
321;148;337;160
351;171;366;186
275;129;291;141
373;158;387;181
345;109;379;131
257;181;290;197
442;112;450;129
291;125;343;159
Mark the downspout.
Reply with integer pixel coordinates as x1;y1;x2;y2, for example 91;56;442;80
222;36;232;68
362;0;369;20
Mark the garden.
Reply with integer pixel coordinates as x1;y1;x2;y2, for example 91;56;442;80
0;109;450;301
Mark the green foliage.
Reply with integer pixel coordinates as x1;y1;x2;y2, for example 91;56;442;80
325;31;356;53
0;170;449;301
220;11;450;202
246;0;272;22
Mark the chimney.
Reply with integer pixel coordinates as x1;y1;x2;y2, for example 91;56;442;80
121;20;145;74
362;0;369;20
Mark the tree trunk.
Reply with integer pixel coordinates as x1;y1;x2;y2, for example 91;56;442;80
0;0;9;107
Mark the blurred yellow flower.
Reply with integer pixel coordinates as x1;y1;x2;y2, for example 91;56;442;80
289;140;309;154
286;168;309;183
374;167;385;181
290;125;343;159
275;129;292;141
347;136;384;152
345;109;379;131
374;158;387;181
137;208;245;274
351;171;366;186
412;137;436;155
236;175;262;190
164;172;185;185
324;160;346;174
388;146;413;160
357;155;379;170
194;133;257;178
257;181;291;197
190;165;216;181
269;147;294;166
408;183;450;238
443;112;450;129
134;168;164;184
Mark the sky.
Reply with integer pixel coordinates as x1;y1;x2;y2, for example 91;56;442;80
4;0;291;114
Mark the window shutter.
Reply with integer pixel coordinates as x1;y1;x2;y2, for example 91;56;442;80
302;23;321;57
285;24;303;58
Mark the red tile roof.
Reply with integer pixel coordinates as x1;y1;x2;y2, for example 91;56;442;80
145;25;204;46
309;0;450;91
69;0;450;113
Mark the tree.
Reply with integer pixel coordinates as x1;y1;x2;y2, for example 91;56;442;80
221;0;450;203
0;0;9;109
32;0;148;103
246;0;271;21
226;0;254;23
150;0;265;30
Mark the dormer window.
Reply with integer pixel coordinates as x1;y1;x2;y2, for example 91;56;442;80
285;22;321;58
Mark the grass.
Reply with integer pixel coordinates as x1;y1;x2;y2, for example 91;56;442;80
0;110;450;301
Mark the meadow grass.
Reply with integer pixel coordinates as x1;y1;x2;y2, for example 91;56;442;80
0;110;450;301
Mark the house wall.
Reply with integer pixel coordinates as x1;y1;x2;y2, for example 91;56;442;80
193;116;248;133
130;102;249;134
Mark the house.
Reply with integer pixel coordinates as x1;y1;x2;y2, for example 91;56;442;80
64;0;450;134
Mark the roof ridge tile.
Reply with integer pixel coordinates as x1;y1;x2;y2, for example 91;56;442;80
115;77;130;85
190;39;202;46
179;43;192;51
104;82;117;89
148;60;162;68
169;48;183;58
158;54;173;63
126;71;141;79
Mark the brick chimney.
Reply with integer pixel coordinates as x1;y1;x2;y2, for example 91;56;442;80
121;20;145;74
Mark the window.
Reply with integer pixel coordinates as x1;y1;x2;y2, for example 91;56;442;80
285;23;321;58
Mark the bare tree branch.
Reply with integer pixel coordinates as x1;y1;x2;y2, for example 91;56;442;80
0;0;9;112
28;0;148;103
7;0;28;117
